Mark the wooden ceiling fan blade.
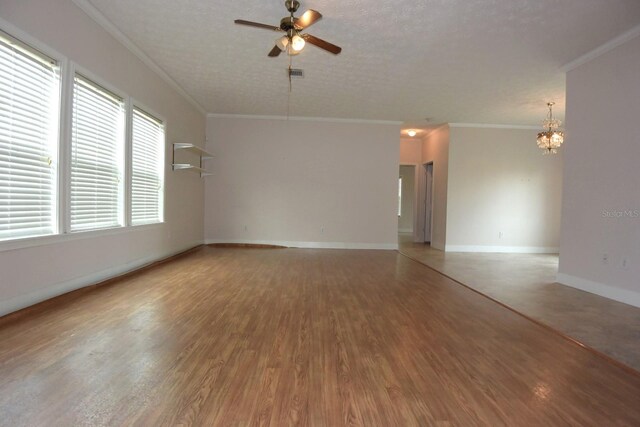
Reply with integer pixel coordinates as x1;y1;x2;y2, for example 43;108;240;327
234;20;283;32
268;45;283;57
295;9;322;29
302;34;342;54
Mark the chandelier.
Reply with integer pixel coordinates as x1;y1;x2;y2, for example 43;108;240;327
536;102;564;154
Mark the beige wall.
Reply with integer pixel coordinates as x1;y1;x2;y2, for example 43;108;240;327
398;165;415;232
558;35;640;307
419;126;450;250
0;1;206;316
446;127;562;252
400;137;421;164
205;117;400;248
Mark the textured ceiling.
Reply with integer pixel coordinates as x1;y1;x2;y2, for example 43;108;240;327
85;0;640;125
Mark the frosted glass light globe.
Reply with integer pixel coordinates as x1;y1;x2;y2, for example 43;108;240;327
291;35;306;52
276;36;289;51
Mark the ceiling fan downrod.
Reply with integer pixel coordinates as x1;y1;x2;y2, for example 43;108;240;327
285;0;300;14
281;0;300;34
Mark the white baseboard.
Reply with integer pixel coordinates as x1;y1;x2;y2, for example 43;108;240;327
445;245;559;254
556;273;640;309
0;242;202;318
205;239;398;250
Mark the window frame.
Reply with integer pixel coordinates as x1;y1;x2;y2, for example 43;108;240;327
0;24;64;245
128;100;167;227
69;67;127;233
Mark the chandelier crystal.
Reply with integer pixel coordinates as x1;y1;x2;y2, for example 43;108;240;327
536;102;564;155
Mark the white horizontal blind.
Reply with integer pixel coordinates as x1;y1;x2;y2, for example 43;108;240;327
0;31;59;241
131;108;164;225
70;74;125;232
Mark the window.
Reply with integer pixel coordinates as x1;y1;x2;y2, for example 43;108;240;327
131;107;164;225
70;74;125;232
0;31;60;241
0;27;171;247
398;177;402;216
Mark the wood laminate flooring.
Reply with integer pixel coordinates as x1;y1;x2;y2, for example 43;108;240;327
398;234;640;372
1;246;640;426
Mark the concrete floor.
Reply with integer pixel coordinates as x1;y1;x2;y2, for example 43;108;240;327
398;233;640;372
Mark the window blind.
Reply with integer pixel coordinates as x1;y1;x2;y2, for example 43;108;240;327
131;108;164;225
70;74;125;232
0;31;60;241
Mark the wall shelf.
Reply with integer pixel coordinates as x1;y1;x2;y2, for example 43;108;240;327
173;143;214;159
172;143;213;178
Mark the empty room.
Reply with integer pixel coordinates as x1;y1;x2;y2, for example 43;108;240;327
1;0;640;425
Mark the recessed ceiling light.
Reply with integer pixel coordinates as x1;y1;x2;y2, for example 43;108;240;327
407;130;417;137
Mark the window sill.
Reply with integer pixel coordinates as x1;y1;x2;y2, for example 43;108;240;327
0;222;164;253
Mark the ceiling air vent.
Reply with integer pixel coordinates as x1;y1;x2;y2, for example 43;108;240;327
288;68;304;78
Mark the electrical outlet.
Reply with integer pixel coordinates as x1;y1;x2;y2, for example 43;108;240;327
602;253;609;265
622;258;629;270
498;231;503;239
244;225;248;232
321;226;324;234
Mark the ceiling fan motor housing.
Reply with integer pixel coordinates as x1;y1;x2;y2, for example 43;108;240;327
280;16;299;33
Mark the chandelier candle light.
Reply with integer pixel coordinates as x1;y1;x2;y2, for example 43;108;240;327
537;102;564;155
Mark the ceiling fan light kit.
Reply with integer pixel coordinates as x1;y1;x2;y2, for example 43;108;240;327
275;34;305;55
235;0;342;57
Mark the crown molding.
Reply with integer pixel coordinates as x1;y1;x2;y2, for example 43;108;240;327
449;123;539;130
420;124;450;141
428;124;450;132
562;23;640;72
207;113;403;126
71;0;206;116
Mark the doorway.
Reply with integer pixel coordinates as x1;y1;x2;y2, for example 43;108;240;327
423;163;434;243
398;165;416;238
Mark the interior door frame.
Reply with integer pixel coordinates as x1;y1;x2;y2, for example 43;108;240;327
398;164;417;235
423;162;434;243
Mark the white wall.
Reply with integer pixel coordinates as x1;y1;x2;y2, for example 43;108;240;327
204;117;400;249
0;0;206;316
446;127;562;253
398;165;415;232
419;126;450;250
558;34;640;307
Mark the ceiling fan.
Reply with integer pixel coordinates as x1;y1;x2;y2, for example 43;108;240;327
234;0;342;57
